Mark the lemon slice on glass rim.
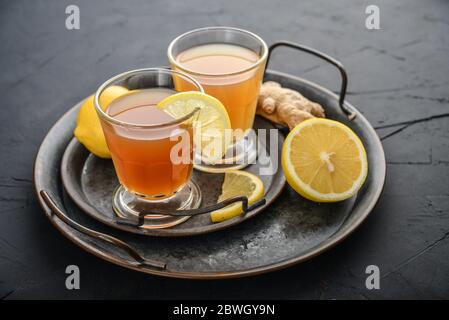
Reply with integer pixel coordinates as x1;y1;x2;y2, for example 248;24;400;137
282;118;368;202
157;91;232;162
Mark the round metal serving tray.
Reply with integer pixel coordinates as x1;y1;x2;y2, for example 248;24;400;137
34;42;386;279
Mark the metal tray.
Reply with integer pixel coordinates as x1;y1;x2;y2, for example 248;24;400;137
60;116;285;237
34;42;386;279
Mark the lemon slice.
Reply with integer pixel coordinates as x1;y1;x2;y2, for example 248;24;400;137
157;92;231;161
282;118;368;202
210;170;264;223
74;85;129;158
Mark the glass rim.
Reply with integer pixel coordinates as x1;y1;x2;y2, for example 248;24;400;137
94;68;203;129
167;26;268;77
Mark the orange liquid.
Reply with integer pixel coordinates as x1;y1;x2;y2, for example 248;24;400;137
173;44;264;132
101;89;193;199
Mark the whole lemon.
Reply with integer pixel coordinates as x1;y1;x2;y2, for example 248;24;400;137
74;86;128;158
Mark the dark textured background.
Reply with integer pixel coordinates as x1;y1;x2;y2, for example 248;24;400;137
1;0;448;299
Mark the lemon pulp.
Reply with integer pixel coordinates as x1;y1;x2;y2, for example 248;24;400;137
157;91;231;162
282;118;368;202
210;170;264;223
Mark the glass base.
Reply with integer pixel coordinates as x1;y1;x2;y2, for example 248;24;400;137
194;133;258;173
112;180;201;229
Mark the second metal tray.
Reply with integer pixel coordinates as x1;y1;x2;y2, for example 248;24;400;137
60;116;285;237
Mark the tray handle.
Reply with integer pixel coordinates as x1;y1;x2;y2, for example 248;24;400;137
266;41;356;120
39;190;166;270
116;196;267;228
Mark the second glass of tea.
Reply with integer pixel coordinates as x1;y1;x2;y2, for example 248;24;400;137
94;68;203;229
168;27;268;172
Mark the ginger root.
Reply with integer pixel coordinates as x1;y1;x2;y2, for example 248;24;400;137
257;81;325;130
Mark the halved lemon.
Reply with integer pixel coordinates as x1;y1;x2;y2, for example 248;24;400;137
157;92;231;161
210;170;264;223
282;118;368;202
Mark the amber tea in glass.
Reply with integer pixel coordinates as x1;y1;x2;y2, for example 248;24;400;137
104;88;195;198
95;68;203;229
168;27;268;172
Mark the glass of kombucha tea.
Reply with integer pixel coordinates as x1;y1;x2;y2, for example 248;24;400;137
168;27;268;172
94;68;203;229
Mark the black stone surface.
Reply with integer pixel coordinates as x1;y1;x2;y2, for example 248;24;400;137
0;0;448;299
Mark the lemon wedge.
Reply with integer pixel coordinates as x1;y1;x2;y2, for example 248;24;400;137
157;91;231;161
74;86;128;158
210;170;264;223
282;118;368;202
